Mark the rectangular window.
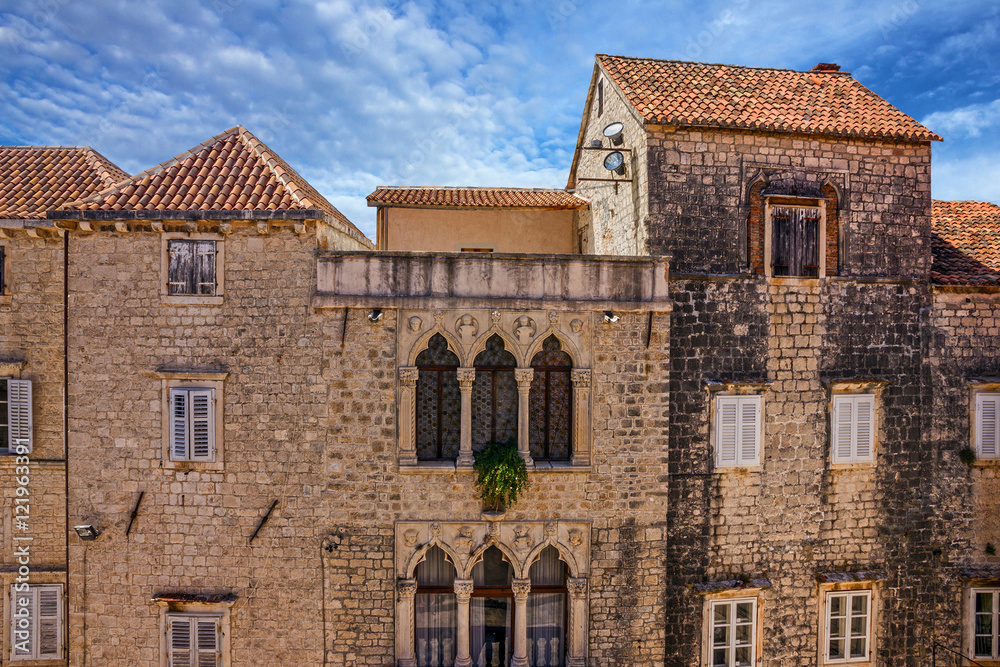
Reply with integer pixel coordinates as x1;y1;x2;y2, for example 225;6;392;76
831;394;875;464
166;613;221;667
709;599;756;666
597;79;604;116
976;393;1000;460
169;388;216;462
10;584;63;661
1;378;32;454
0;245;6;295
167;240;217;295
771;206;820;277
826;590;870;663
973;588;1000;659
714;395;762;467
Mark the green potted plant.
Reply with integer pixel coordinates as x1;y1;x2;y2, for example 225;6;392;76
473;441;529;517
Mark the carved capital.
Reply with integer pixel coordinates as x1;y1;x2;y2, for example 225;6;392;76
219;222;233;235
294;221;306;236
511;578;531;598
150;221;165;233
399;366;419;386
515;368;534;385
398;579;417;599
454;579;474;599
457;367;476;386
256;221;270;235
567;577;588;598
571;369;591;387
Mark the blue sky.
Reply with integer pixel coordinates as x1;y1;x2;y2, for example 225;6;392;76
1;0;998;238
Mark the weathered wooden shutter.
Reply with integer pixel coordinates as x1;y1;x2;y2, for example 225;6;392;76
8;379;32;454
195;617;220;667
189;390;215;461
772;215;790;276
772;206;821;277
168;240;194;294
10;585;33;658
978;394;1000;458
0;246;6;295
194;241;216;295
168;615;193;667
739;398;760;464
169;389;189;460
854;396;875;461
36;586;61;659
717;398;739;465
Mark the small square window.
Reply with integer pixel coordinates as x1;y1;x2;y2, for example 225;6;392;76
169;387;216;462
766;203;826;278
10;584;63;661
714;395;762;467
161;234;224;304
971;588;1000;660
708;598;757;666
825;590;871;663
1;377;32;455
975;393;1000;460
831;394;876;464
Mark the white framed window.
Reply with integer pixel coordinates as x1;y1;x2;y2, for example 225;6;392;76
169;387;216;461
708;598;757;667
1;378;32;455
9;584;63;661
975;393;1000;460
972;588;1000;660
831;394;875;464
824;590;871;663
166;613;221;667
714;395;762;467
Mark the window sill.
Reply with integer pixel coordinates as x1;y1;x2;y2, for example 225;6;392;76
0;294;12;306
400;460;462;473
971;457;1000;467
830;461;875;471
165;460;223;472
715;464;761;473
532;460;591;473
162;295;224;306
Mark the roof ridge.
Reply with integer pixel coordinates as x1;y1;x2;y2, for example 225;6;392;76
597;54;849;75
235;126;323;211
372;185;574;191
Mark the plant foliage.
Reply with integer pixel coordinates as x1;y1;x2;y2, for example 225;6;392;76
958;447;977;466
473;441;529;512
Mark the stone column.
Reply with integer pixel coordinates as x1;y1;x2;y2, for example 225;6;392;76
398;367;419;466
511;578;531;667
570;369;592;466
566;577;589;666
457;368;476;468
453;579;474;667
514;368;534;468
396;579;417;667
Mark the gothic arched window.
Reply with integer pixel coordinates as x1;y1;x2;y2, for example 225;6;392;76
415;546;458;667
528;546;568;667
472;335;517;450
416;334;461;460
471;546;514;666
529;336;573;461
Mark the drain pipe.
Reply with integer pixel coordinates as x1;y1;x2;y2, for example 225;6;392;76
62;229;71;661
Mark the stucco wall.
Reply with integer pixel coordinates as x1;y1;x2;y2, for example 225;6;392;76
382;207;577;254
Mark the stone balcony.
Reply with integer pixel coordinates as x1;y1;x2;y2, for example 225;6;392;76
312;251;671;311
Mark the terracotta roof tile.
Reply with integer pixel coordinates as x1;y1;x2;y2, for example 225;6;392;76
931;200;1000;285
367;186;589;209
597;55;941;142
0;147;128;219
58;126;366;239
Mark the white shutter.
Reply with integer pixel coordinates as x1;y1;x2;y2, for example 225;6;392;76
833;397;854;463
189;390;215;461
168;616;193;667
854;396;875;461
36;586;61;659
8;379;32;454
978;394;1000;459
739;399;760;464
195;617;220;667
169;389;189;461
717;398;738;465
10;586;34;659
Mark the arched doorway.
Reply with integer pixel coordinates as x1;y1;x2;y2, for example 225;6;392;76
471;546;513;666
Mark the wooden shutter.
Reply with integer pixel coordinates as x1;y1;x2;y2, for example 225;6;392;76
978;394;1000;458
854;396;875;461
36;586;61;659
833;395;876;463
194;241;217;295
168;615;193;667
739;398;760;464
169;389;189;460
168;240;194;294
189;390;215;461
10;585;33;659
716;398;739;465
8;379;32;454
0;246;6;295
195;617;220;667
833;397;854;463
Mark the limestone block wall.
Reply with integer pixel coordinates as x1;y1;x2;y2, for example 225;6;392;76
646;129;932;279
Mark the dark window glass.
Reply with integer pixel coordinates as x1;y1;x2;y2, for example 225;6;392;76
0;246;6;295
472;335;517;450
167;240;217;295
416;334;461;460
0;378;8;450
529;336;572;461
472;547;513;666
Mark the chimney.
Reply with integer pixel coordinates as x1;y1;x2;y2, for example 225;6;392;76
811;63;841;72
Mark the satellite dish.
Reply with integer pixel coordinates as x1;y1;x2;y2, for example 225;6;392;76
602;121;625;146
603;151;626;176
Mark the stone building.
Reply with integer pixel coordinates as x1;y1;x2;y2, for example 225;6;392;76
0;55;997;667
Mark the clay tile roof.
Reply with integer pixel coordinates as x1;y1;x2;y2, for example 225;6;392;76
597;55;942;142
0;147;128;219
58;126;365;237
366;186;589;209
931;200;1000;286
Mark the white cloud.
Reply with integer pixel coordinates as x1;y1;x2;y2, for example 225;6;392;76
922;99;1000;138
